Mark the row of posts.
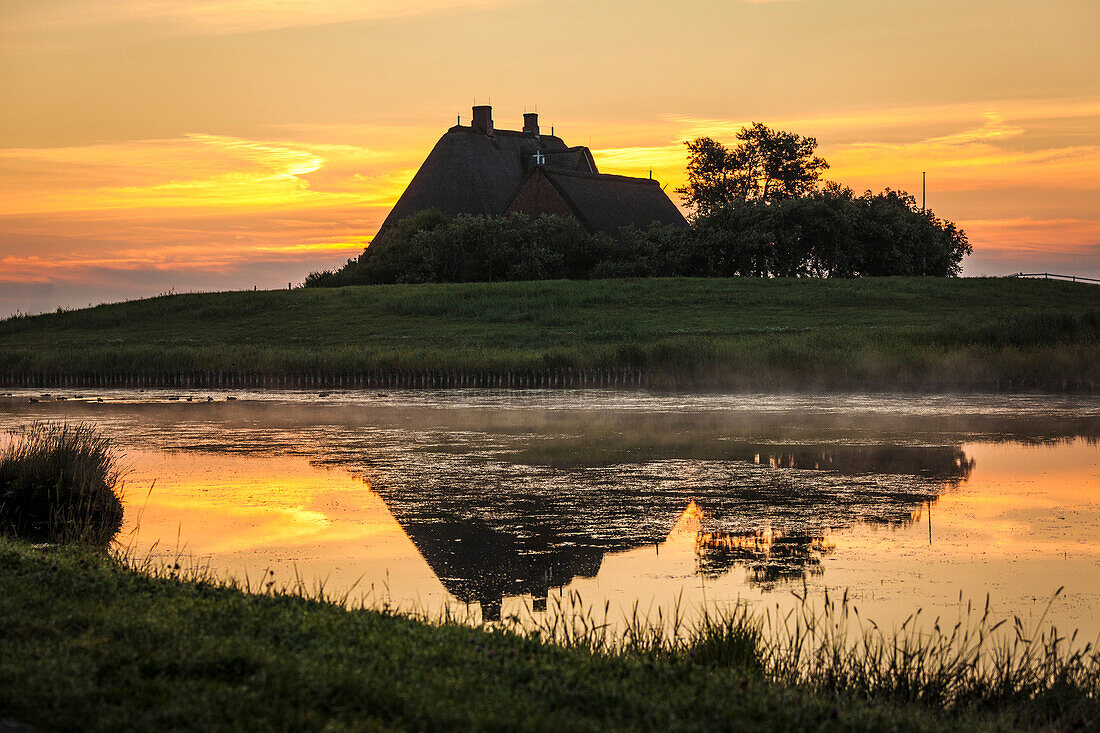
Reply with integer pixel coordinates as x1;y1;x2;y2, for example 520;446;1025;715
1;368;650;390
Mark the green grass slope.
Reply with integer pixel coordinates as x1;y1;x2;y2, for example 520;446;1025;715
2;277;1098;391
0;538;1024;731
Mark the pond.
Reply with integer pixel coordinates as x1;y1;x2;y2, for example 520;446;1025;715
2;390;1098;638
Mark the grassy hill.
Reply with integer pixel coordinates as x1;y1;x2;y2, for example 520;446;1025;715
1;277;1098;391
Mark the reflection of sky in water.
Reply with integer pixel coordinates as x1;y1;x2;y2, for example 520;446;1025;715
1;391;1098;636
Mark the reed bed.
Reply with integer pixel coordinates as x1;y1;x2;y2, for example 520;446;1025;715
758;586;1100;711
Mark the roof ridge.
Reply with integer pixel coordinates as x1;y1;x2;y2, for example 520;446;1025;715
542;168;661;185
447;125;565;143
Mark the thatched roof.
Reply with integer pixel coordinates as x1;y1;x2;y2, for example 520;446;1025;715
375;124;596;238
375;108;685;239
507;167;687;236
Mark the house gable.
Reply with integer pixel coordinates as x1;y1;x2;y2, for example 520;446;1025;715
504;168;580;225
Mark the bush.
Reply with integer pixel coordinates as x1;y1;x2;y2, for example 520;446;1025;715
0;422;124;546
306;189;970;287
306;211;695;287
308;211;609;286
692;187;971;278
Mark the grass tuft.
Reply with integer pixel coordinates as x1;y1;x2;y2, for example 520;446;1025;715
0;422;124;546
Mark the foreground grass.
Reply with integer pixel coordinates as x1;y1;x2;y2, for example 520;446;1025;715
2;277;1098;390
0;538;1096;731
0;538;943;733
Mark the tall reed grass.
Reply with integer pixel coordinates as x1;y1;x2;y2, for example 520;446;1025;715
0;422;124;546
494;587;1100;724
126;547;1099;726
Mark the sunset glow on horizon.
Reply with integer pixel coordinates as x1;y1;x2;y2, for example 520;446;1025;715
2;0;1097;315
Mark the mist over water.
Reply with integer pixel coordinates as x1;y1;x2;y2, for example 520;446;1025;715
1;390;1097;635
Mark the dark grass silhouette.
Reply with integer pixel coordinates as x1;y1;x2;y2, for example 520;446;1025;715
0;422;123;546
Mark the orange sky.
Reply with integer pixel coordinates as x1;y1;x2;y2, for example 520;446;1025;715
2;0;1098;315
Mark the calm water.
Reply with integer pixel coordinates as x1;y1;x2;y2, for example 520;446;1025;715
2;390;1098;637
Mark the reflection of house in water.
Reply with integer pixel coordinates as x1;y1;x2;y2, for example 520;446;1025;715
372;443;975;619
694;526;834;589
746;445;974;479
666;500;833;589
394;515;604;621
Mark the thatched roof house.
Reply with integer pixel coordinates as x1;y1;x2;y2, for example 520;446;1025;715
375;105;686;239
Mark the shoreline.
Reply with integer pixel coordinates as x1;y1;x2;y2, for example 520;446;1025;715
1;365;1096;392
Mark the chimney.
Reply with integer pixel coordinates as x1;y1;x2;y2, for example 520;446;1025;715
523;112;539;136
472;105;493;135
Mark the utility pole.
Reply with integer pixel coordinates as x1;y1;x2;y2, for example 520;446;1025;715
922;171;926;213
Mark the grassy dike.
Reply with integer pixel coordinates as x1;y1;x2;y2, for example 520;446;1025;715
1;276;1098;391
0;537;1050;732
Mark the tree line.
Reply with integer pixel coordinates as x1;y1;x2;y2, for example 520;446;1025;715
306;123;970;287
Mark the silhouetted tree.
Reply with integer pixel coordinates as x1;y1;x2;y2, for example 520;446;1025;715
677;123;829;216
692;186;971;277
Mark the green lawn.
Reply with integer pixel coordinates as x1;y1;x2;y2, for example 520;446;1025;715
0;537;1049;732
1;277;1097;390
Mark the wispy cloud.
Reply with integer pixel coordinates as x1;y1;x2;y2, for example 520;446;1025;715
0;132;392;314
665;98;1100;145
957;218;1100;256
590;98;1100;198
8;0;524;35
0;134;405;217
